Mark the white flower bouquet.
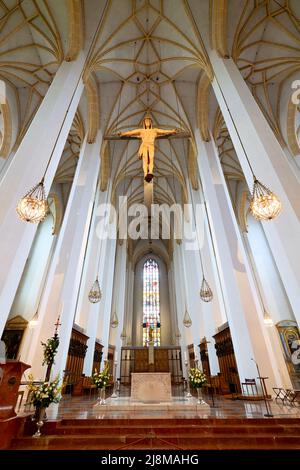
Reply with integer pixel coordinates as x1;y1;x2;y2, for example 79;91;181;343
189;367;207;388
92;361;112;389
28;375;63;408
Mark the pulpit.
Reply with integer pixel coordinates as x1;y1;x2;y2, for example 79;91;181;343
0;361;30;419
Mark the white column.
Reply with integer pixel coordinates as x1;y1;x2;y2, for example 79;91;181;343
77;186;110;376
0;57;86;335
96;236;117;360
196;131;284;389
125;260;134;345
188;183;222;375
210;52;300;324
27;132;102;379
172;243;191;379
109;241;127;378
167;267;177;345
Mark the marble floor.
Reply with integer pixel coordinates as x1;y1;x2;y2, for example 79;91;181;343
19;391;300;421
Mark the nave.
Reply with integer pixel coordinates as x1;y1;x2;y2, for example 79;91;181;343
1;0;300;454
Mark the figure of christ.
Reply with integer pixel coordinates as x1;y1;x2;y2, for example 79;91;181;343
120;117;179;182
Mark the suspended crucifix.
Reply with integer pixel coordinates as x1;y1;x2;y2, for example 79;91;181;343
105;117;189;183
104;116;190;210
120;117;180;182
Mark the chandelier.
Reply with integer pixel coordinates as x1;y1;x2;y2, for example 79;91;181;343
88;278;102;303
16;178;49;223
200;277;213;303
183;310;192;328
250;178;282;221
110;311;119;328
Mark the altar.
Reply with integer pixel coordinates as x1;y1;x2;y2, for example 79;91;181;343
131;372;171;402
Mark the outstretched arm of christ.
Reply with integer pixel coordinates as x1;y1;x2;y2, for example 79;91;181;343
156;128;179;136
119;129;141;137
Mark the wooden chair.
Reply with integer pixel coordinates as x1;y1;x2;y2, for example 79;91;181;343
241;378;258;397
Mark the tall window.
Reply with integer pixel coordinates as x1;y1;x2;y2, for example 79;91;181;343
143;258;160;346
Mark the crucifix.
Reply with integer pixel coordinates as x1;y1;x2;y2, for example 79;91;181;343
54;315;61;335
104;117;190;183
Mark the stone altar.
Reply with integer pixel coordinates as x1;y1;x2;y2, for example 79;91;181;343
131;372;172;402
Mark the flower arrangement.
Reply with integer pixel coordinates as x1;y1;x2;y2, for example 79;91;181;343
41;336;59;366
92;361;112;389
189;368;207;388
28;375;63;408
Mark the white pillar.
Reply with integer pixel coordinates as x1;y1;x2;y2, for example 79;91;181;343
124;260;134;345
77;186;110;376
109;241;127;378
196;131;283;389
96;236;117;360
27;132;102;379
188;183;222;375
167;267;177;345
172;243;191;379
0;57;86;335
210;52;300;324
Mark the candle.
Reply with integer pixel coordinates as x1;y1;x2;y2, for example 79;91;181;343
114;351;118;363
184;351;187;362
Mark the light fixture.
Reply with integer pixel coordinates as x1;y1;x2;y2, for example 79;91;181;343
88;277;102;303
16;178;49;223
200;277;213;303
183;310;192;328
120;327;126;339
263;309;273;326
250;177;282;221
110;311;119;328
175;327;181;338
29;313;38;328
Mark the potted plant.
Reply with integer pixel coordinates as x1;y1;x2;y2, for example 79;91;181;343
188;367;207;404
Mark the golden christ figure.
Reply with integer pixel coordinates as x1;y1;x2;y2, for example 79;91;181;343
120;117;179;182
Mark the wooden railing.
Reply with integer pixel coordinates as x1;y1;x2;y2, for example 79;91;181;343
120;346;183;384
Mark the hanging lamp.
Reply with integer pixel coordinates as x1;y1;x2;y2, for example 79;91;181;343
88;277;102;304
263;309;273;326
214;75;282;222
16;178;49;223
183;309;192;328
175;327;181;338
120;326;126;339
200;276;213;303
250;177;282;221
110;311;119;328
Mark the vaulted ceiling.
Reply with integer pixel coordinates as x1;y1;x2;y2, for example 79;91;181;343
1;0;300;245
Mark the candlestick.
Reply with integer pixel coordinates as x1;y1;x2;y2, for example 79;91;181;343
111;361;118;399
184;360;192;398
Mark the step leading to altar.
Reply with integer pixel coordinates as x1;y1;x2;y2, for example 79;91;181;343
93;396;210;412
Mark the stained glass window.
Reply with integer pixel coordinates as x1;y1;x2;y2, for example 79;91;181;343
143;258;160;347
